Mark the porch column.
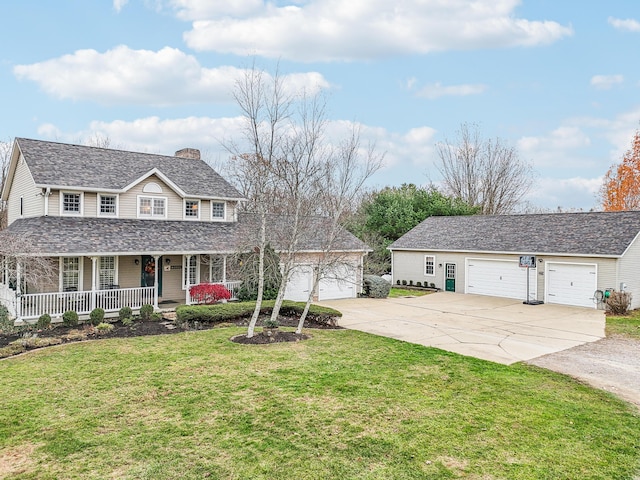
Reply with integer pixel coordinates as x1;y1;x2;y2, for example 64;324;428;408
222;255;227;283
185;254;192;305
153;255;160;310
15;261;21;320
91;256;98;311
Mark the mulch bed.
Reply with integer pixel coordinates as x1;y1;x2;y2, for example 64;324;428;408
0;313;339;354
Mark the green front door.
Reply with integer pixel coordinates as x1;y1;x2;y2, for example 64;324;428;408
141;255;162;296
445;263;456;292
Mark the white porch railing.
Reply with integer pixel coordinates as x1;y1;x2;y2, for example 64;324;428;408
188;281;242;304
19;286;155;321
0;283;18;319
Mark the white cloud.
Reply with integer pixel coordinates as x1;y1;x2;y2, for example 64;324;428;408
113;0;129;12
608;16;640;32
177;0;572;62
590;74;624;90
13;46;330;106
526;176;602;211
517;126;592;169
416;82;487;99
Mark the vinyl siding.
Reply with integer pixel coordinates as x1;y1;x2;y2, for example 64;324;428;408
392;250;617;303
618;233;640;309
119;175;183;220
7;156;43;225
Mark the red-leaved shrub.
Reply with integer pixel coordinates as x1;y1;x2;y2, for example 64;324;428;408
189;283;232;304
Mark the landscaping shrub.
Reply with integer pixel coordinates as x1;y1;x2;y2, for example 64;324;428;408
62;310;79;327
36;313;52;330
402;280;407;286
396;280;400;285
139;304;154;321
606;291;632;315
363;275;392;298
119;306;132;322
89;308;105;326
416;281;422;287
96;322;114;335
0;305;17;334
409;280;414;286
189;283;232;304
121;317;134;327
430;282;436;288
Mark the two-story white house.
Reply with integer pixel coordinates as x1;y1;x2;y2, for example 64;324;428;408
0;138;368;322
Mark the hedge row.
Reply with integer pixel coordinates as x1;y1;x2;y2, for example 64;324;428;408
175;300;341;325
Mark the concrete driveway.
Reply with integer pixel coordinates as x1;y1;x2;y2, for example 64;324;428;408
320;292;605;365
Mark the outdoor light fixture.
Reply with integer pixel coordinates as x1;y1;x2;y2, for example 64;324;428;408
134;258;140;265
165;258;171;265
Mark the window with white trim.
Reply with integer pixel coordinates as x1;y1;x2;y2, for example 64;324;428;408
424;255;435;276
211;201;225;220
184;199;200;219
183;255;199;288
61;257;81;291
99;256;117;289
62;192;82;215
138;196;167;218
99;194;117;216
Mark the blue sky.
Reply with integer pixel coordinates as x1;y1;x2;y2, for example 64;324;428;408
1;1;640;211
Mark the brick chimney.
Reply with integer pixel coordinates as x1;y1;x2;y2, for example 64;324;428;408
175;148;201;160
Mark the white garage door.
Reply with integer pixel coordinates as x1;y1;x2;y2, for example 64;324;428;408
466;259;537;301
284;266;313;302
546;263;597;308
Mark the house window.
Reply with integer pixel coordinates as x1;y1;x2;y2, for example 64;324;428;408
138;196;167;219
183;255;199;288
99;195;117;216
184;199;200;219
424;255;435;276
211;202;225;220
99;256;117;289
61;257;81;291
62;192;82;215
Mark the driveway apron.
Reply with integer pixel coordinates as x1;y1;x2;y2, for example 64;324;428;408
320;292;605;365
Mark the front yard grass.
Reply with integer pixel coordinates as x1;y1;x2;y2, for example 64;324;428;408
606;309;640;339
388;287;431;297
1;328;639;479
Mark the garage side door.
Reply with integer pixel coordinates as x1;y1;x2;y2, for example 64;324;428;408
284;266;313;302
546;263;597;308
466;259;537;301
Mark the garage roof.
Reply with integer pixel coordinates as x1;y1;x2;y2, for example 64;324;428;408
389;211;640;257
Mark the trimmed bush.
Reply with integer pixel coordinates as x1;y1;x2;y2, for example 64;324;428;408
118;306;133;322
416;282;422;287
430;283;436;289
606;291;632;315
0;305;17;334
396;280;401;285
402;280;407;286
36;313;52;330
363;275;392;298
62;310;79;327
89;308;105;326
139;304;154;321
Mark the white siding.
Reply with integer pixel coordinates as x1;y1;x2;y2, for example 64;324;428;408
617;233;640;309
6;155;43;226
120;175;183;220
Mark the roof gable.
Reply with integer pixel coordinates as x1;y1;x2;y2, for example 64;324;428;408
389;211;640;257
14;138;244;200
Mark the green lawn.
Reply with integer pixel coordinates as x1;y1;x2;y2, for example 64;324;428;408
606;309;640;339
388;287;431;298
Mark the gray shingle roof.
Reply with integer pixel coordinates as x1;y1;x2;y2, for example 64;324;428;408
389;211;640;257
0;214;369;256
16;138;244;200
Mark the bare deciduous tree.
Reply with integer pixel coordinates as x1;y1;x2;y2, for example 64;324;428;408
436;123;534;214
0;139;13;230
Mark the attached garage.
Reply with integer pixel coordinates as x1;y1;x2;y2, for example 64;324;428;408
389;211;640;310
546;263;597;308
284;264;359;301
466;258;537;301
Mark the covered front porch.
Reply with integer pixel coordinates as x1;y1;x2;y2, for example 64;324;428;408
1;253;242;323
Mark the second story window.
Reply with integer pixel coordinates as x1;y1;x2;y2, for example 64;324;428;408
138;196;167;219
184;199;200;219
99;194;117;216
211;202;225;220
62;192;82;215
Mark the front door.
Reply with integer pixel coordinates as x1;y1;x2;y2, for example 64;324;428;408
141;255;162;296
445;263;456;292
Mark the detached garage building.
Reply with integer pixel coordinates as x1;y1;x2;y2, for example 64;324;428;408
389;212;640;309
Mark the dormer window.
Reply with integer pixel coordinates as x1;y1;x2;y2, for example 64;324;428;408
138;196;167;219
211;201;225;221
184;199;200;220
62;192;83;215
